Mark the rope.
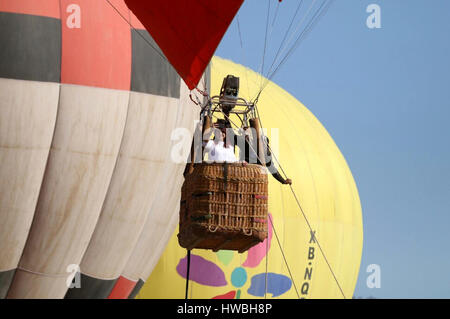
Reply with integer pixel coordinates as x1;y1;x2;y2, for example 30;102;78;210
105;0;216;91
265;0;334;85
268;0;317;76
251;0;309;102
254;0;335;101
264;218;269;299
185;249;191;299
259;0;272;92
208;112;299;297
271;0;281;28
254;103;347;299
264;0;305;81
268;214;300;298
288;183;347;299
236;14;251;99
105;0;168;62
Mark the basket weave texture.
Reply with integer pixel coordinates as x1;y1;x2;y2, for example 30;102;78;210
178;162;268;252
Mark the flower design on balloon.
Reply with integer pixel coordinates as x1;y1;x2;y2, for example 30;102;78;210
176;214;292;299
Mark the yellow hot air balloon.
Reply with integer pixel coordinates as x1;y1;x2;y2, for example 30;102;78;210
135;56;363;299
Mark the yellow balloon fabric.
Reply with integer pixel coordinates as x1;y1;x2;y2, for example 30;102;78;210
137;56;363;299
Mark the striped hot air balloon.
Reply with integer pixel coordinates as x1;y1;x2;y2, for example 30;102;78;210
0;0;231;298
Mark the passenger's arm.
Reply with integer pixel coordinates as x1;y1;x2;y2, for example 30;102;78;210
203;140;214;152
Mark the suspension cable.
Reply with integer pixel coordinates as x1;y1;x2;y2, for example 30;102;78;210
271;0;282;28
105;0;215;94
265;224;269;299
236;14;251;99
266;0;334;83
263;0;306;82
207;111;300;298
255;0;335;101
252;0;314;101
105;0;168;62
269;214;300;298
259;0;272;92
267;0;317;76
185;249;191;299
254;103;347;299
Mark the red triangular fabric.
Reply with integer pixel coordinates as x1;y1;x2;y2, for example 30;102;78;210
125;0;244;90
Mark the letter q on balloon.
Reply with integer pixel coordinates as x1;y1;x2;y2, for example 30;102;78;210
366;4;381;29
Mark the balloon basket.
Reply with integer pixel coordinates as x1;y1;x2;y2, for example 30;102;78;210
178;163;268;253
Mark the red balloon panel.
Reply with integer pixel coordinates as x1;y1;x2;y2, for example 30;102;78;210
60;0;132;90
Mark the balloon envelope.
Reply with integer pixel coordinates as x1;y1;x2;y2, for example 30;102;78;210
0;0;198;298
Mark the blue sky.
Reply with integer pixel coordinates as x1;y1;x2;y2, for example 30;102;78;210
216;0;450;298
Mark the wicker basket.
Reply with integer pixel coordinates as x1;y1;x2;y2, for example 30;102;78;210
178;162;268;253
